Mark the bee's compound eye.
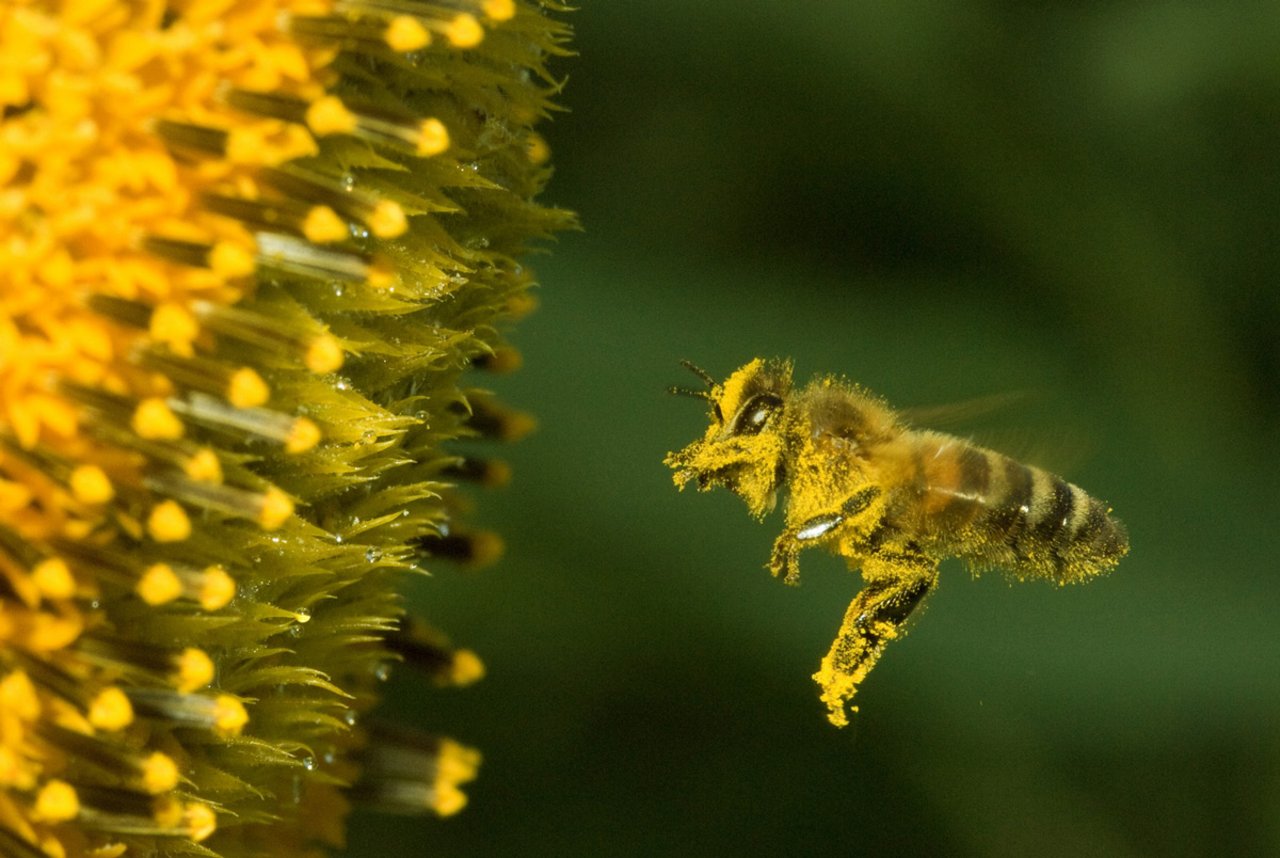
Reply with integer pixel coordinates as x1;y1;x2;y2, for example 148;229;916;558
732;394;782;436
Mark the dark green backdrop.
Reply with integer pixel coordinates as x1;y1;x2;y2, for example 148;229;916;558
348;3;1279;855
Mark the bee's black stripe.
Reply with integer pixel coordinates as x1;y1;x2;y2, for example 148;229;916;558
988;456;1033;546
1032;476;1075;543
957;445;990;502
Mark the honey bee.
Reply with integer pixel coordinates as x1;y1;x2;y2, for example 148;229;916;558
665;358;1128;727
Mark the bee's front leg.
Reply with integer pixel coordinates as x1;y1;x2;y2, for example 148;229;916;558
813;558;937;727
769;487;881;586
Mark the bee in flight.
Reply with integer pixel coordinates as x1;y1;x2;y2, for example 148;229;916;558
664;359;1128;727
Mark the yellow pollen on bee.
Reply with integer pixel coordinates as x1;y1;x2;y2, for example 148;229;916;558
147;501;191;542
69;464;114;504
227;367;270;408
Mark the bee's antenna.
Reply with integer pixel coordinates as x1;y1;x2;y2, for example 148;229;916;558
679;360;717;389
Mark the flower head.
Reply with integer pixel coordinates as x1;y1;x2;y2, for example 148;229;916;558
0;0;572;854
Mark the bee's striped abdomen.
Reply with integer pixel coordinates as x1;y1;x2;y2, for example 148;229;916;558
912;434;1128;583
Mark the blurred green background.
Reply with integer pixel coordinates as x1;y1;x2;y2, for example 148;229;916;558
349;2;1279;856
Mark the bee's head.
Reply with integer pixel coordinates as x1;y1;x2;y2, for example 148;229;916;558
664;358;793;518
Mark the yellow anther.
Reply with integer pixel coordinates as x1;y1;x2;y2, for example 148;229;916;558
285;417;321;454
227;367;270;408
198;566;236;611
70;464;114;504
444;13;484;48
257;486;295;530
0;671;40;721
173;648;214;693
32;558;75;600
150;303;199;354
448;649;485;686
133;398;183;440
385;15;430;52
306;95;357;136
305;333;344;374
137;563;182;605
185;802;218;842
184;448;223;483
302;205;348;243
88;687;134;732
484;0;516;22
34;780;80;822
368;199;408;238
416;118;450;157
212;695;248;737
140;752;179;794
208;241;256;278
431;782;467;816
147;501;191;542
436;738;482;784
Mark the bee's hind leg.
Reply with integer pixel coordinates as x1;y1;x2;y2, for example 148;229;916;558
813;558;937;727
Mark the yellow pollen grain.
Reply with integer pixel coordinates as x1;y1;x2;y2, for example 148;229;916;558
137;563;182;606
133;398;184;440
173;648;215;693
369;199;408;238
147;501;191;542
208;241;257;278
432;782;467;816
302;205;348;243
199;566;236;611
140;752;180;794
184;448;223;483
0;671;40;722
34;780;80;823
449;649;485;686
445;13;484;48
385;15;431;52
305;333;344;373
88;687;134;732
227;367;270;409
416;118;450;156
70;464;114;504
484;0;516;22
257;486;295;530
150;304;199;355
32;558;76;600
285;416;321;453
306;95;358;136
185;802;218;842
212;695;248;737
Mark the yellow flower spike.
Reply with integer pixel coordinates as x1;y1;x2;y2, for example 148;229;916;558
132;398;183;441
69;464;114;505
1;0;574;852
87;688;133;732
33;780;79;823
146;501;191;542
227;367;270;409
